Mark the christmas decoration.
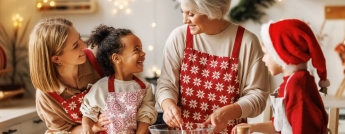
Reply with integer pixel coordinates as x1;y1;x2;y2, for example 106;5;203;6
229;0;275;23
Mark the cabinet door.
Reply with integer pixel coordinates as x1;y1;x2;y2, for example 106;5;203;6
0;123;21;134
21;116;47;134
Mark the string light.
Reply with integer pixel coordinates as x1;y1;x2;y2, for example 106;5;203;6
109;0;133;15
12;14;23;28
148;45;154;51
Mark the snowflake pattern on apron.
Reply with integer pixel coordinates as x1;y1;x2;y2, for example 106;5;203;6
48;49;104;123
178;26;247;134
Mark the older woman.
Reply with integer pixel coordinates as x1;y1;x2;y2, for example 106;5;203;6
155;0;270;133
28;18;109;134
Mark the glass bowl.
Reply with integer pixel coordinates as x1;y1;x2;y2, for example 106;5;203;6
148;123;214;134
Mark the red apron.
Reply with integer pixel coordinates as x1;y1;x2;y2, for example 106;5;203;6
178;26;247;133
49;49;104;123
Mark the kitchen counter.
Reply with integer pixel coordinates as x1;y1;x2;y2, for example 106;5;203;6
0;97;40;129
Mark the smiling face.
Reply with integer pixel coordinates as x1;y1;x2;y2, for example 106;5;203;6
261;43;283;76
117;34;145;75
181;4;214;35
52;26;87;66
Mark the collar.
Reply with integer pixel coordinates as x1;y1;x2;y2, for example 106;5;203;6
57;59;94;94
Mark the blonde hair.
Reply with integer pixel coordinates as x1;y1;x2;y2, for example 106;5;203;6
28;18;72;92
178;0;231;20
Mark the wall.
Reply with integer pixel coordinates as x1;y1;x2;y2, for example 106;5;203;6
1;0;345;123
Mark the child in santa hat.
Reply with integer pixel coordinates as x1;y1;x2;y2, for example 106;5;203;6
231;19;329;134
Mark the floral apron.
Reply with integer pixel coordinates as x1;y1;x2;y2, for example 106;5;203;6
178;26;247;134
270;75;293;134
104;74;146;134
48;49;104;123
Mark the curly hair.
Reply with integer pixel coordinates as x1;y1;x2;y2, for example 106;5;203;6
86;24;133;76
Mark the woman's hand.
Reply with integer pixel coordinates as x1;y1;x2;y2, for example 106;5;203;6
162;105;183;127
92;113;110;132
231;123;250;134
203;104;241;133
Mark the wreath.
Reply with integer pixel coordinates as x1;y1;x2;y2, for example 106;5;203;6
229;0;276;23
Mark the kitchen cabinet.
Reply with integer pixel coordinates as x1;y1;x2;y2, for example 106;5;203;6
0;97;47;134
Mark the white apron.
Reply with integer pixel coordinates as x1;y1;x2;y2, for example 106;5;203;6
270;75;293;134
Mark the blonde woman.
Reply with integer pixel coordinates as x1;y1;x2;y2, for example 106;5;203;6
28;18;109;133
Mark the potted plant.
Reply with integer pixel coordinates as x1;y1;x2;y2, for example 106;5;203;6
0;14;33;101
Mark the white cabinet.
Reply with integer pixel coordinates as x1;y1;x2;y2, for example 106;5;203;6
0;97;47;134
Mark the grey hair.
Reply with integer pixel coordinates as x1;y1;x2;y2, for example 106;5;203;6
178;0;231;20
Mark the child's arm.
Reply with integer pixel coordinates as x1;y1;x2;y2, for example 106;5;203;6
136;121;150;134
137;82;158;124
82;116;95;134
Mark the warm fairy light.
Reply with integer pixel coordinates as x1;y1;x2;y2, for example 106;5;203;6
151;22;156;27
126;8;131;14
113;9;118;14
152;66;157;72
37;3;42;8
119;5;124;9
12;14;23;28
148;45;154;51
43;0;48;3
49;1;55;6
110;0;132;15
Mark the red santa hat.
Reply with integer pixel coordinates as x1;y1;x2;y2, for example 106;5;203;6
260;19;330;90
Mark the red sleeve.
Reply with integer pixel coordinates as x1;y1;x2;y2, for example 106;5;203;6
284;72;327;133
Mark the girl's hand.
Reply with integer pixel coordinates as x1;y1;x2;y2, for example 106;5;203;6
162;105;183;127
231;123;250;134
93;113;110;132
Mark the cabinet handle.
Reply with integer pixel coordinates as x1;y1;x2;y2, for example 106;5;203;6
3;129;17;134
33;119;43;124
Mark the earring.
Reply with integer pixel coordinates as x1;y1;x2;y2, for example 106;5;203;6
58;61;62;66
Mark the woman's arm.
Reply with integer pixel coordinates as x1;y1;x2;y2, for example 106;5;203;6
236;32;270;118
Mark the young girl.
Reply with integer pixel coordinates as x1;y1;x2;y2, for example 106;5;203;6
80;25;157;134
232;19;329;134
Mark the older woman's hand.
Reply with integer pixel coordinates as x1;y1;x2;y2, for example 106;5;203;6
162;105;183;127
203;108;229;133
204;104;241;133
